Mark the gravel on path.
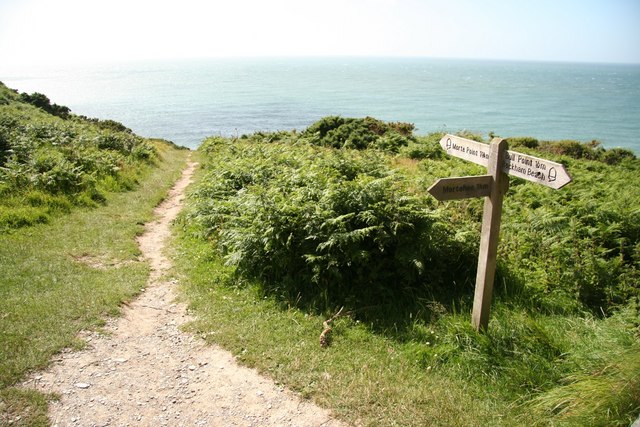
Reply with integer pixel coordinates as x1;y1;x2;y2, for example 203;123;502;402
22;158;347;427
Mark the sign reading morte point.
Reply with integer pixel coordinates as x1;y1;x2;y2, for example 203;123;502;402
432;134;572;331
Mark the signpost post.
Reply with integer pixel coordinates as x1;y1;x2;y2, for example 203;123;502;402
429;134;571;331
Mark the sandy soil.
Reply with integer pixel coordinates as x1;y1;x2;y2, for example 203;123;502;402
22;158;347;427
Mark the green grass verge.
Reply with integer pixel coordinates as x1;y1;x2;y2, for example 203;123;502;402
172;207;640;427
0;141;189;425
171;232;516;427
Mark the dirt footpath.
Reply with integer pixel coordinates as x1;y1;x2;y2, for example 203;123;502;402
23;158;347;427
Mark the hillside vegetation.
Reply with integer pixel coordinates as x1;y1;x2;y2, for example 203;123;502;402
0;82;167;230
0;82;189;425
176;116;640;426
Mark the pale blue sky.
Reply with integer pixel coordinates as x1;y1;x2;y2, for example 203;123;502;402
0;0;639;65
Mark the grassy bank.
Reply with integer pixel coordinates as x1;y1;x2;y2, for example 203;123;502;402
0;140;189;425
0;81;160;231
172;119;639;426
173;232;517;426
174;235;640;426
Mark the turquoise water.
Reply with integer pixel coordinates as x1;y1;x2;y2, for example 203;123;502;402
2;57;639;151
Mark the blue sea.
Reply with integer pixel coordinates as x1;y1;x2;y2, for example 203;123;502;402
2;57;639;152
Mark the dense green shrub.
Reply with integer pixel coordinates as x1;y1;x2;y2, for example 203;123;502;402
401;133;446;160
602;147;636;165
74;117;133;133
301;116;415;152
0;127;9;166
240;130;296;144
187;136;476;309
189;124;640;319
501;158;640;316
31;150;85;193
539;139;602;160
531;138;636;165
505;136;539;149
0;206;49;228
19;92;70;119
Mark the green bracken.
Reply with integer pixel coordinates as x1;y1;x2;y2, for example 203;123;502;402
0;81;162;232
174;118;639;426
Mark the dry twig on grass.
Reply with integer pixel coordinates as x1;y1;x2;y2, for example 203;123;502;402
319;307;348;348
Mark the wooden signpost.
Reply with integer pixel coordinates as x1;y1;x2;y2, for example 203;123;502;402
429;134;571;331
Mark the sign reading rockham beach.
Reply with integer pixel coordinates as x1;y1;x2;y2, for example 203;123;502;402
429;134;572;331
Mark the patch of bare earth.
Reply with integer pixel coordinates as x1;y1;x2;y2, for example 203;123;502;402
22;158;347;427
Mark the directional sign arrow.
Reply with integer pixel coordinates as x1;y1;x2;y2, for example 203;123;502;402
439;134;491;168
502;150;572;189
428;175;492;201
439;134;572;189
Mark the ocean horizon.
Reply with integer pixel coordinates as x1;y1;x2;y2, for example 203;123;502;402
2;57;639;152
